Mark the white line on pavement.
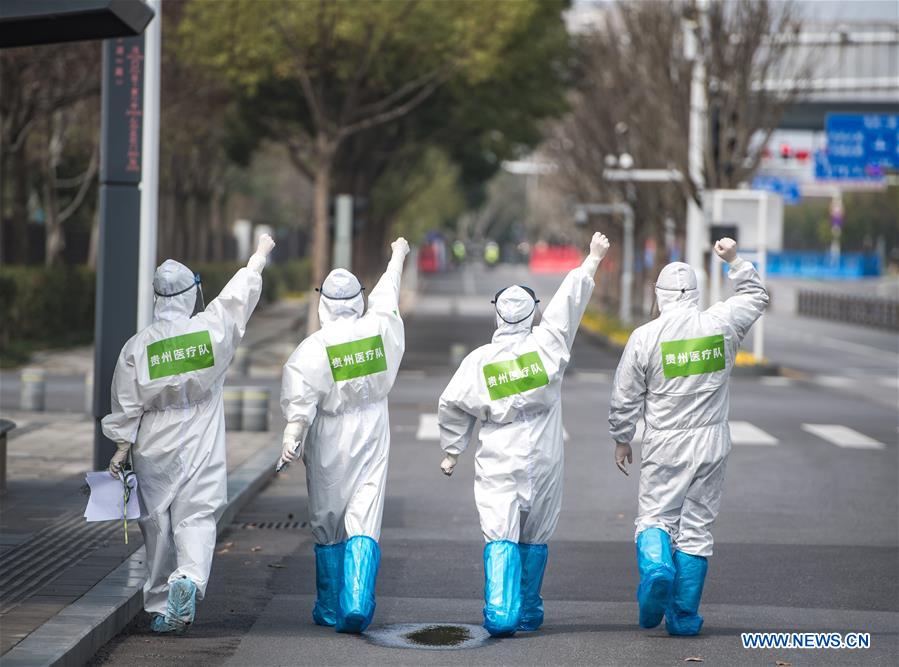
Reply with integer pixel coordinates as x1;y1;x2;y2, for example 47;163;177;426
730;420;779;445
801;423;885;450
416;413;440;441
575;372;610;383
759;376;792;387
815;375;857;388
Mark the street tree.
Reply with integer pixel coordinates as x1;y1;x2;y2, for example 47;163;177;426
182;0;567;330
544;0;807;311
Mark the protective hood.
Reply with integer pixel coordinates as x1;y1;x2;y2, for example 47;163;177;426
153;259;199;321
318;268;365;326
655;262;699;312
492;285;537;342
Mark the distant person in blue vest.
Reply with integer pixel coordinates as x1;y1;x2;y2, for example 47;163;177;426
609;238;768;635
103;235;276;633
279;238;409;634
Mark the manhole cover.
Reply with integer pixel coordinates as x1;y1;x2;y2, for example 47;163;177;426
365;623;491;650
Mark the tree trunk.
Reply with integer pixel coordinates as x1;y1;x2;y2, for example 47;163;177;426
307;137;336;334
11;144;30;263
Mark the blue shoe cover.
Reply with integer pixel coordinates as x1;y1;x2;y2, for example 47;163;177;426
518;543;548;631
483;540;521;637
150;613;179;633
666;551;708;636
165;577;197;631
636;528;675;629
313;542;345;626
336;536;380;634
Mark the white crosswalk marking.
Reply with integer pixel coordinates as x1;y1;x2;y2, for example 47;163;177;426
416;413;440;441
759;376;792;387
729;421;779;445
801;424;885;450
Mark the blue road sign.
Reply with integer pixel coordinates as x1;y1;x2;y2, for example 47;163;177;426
752;175;801;204
817;113;898;181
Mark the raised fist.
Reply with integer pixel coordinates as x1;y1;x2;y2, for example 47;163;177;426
256;234;275;258
714;237;737;263
391;237;410;258
590;232;610;261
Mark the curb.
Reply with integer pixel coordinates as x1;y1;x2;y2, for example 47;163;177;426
2;443;280;667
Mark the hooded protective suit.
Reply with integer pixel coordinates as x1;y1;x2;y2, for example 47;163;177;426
102;246;270;622
608;253;767;634
438;240;604;635
280;245;407;633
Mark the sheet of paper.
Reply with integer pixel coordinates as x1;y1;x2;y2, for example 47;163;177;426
84;471;142;522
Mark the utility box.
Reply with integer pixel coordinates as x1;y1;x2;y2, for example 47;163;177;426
705;190;784;252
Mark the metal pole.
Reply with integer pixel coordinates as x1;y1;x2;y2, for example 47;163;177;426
93;34;146;469
333;194;353;270
709;191;723;305
754;194;767;361
685;0;708;307
137;0;160;329
621;206;634;323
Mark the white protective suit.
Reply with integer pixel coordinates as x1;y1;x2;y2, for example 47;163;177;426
608;258;768;557
280;262;405;545
438;265;597;544
102;258;265;614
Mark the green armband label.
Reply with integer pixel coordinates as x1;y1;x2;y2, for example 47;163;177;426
660;334;725;378
147;330;215;380
482;351;550;400
326;335;388;381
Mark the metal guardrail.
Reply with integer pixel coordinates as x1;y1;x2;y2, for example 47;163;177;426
798;290;899;331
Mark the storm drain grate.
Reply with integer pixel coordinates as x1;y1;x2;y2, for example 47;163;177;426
237;521;306;530
365;623;490;650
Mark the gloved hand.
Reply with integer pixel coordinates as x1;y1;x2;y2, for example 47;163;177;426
391;237;410;261
440;453;458;477
248;234;276;273
108;441;131;478
583;231;610;274
615;442;633;476
714;237;738;263
278;421;307;470
590;231;610;261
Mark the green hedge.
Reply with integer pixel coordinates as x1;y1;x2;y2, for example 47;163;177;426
0;258;310;366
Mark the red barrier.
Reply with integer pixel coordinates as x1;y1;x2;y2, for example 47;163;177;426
529;245;583;273
418;245;439;273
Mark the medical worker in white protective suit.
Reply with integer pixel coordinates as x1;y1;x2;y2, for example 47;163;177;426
438;231;610;637
102;235;275;633
609;238;768;636
279;238;409;634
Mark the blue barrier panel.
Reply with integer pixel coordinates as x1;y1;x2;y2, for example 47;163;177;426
765;253;881;279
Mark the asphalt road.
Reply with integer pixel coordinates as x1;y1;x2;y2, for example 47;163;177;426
61;263;899;664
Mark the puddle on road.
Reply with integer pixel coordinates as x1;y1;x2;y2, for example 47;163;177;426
365;622;490;650
405;624;470;647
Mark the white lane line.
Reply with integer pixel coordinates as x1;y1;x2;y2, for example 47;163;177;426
576;372;610;383
815;375;857;388
801;423;885;450
729;421;779;446
759;376;792;387
416;413;440;441
877;376;899;389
